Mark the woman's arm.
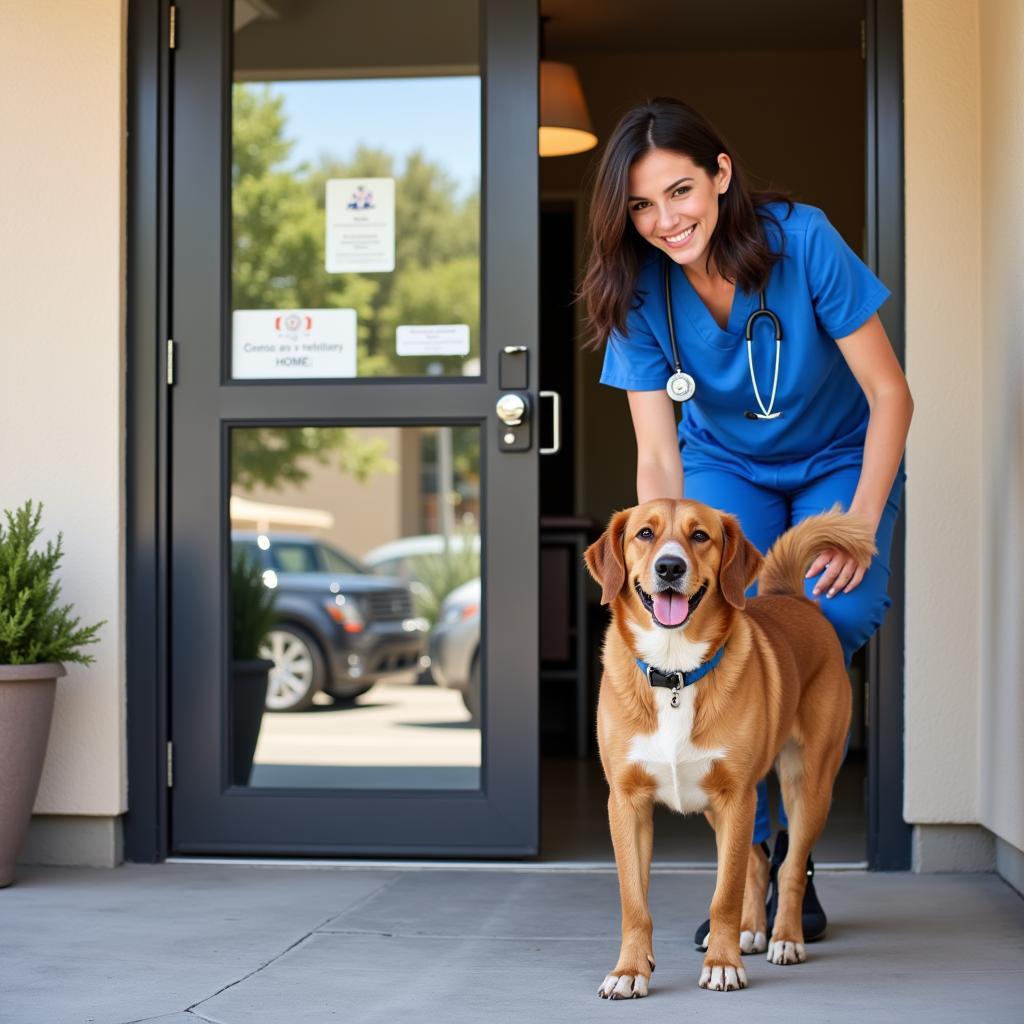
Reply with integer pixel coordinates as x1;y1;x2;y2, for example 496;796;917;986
627;390;683;503
806;313;914;596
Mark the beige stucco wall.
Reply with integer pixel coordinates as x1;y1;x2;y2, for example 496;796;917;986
0;1;126;824
977;0;1024;853
903;0;1023;856
903;0;983;823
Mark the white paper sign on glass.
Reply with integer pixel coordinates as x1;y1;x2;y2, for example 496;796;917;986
325;177;396;274
233;309;358;379
396;324;471;357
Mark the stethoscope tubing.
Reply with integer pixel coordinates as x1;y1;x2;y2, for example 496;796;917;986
662;257;783;418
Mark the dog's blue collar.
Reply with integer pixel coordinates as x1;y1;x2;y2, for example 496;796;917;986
636;644;726;694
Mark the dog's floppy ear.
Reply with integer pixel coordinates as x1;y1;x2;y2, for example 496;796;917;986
719;513;764;609
584;509;632;606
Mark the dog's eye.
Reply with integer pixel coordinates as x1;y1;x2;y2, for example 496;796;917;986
691;530;710;543
637;527;654;541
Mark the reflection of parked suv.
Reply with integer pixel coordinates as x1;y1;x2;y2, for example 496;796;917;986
232;531;428;712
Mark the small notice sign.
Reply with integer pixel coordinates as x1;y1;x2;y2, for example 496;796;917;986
233;309;358;379
396;324;471;357
325;177;395;273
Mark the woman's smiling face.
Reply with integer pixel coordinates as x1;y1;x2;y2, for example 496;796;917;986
627;148;732;271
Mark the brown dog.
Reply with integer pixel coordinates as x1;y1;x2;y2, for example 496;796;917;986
584;498;875;997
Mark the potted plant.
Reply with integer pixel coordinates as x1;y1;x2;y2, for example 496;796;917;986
0;501;103;887
230;550;277;786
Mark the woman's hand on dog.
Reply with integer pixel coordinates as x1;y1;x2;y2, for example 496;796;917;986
806;548;870;597
806;513;876;597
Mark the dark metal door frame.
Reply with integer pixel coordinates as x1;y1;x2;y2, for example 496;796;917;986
865;0;911;870
126;0;172;862
125;0;909;867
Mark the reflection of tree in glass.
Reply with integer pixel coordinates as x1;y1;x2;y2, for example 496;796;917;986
232;84;480;380
232;427;396;492
420;428;479;519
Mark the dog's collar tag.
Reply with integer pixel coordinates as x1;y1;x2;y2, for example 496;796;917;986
637;645;726;703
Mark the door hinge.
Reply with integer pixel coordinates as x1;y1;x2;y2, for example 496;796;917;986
166;740;174;788
860;19;866;61
169;5;177;50
167;339;176;385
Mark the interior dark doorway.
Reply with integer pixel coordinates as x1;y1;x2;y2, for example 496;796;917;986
531;0;907;868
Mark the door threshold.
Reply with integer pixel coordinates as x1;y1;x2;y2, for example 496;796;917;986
167;856;869;873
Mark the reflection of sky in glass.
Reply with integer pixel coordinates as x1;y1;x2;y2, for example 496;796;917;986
267;77;481;197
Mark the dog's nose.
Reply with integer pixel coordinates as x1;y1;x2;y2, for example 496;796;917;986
654;555;687;582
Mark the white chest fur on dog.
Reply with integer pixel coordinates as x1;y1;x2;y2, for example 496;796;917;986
627;621;727;814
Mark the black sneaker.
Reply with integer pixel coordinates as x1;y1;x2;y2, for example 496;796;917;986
765;829;827;942
693;840;771;950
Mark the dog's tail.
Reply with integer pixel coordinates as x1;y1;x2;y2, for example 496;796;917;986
758;506;878;599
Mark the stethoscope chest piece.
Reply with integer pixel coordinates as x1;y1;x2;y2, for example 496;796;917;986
666;370;696;402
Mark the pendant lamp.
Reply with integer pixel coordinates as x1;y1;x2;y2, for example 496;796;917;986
539;18;597;157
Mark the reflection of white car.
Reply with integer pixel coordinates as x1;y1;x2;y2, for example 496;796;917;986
429;578;481;724
363;534;481;592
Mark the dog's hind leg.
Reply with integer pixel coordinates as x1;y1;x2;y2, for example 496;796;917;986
699;809;769;954
767;734;842;966
740;839;770;952
699;787;756;991
597;782;656;999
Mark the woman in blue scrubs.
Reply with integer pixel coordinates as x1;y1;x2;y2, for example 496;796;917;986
580;98;913;945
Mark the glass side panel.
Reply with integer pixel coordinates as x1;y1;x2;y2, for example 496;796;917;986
231;1;481;380
228;424;482;790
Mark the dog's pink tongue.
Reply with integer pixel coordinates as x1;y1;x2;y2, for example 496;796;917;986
653;591;689;626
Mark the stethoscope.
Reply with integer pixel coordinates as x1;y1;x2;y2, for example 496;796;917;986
663;257;784;420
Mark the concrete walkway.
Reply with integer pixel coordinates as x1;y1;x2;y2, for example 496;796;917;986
1;862;1022;1023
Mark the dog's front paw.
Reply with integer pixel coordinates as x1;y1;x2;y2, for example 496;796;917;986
766;937;806;965
597;972;650;1000
698;963;748;992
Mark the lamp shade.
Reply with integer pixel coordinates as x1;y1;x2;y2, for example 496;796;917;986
539;61;598;157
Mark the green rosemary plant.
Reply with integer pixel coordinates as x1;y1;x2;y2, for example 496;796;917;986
0;501;104;666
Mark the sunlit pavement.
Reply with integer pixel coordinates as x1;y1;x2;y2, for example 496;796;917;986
3;863;1023;1023
248;679;481;788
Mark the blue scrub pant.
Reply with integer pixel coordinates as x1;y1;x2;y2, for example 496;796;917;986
684;459;905;846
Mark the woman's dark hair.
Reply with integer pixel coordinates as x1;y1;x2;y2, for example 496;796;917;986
579;97;791;349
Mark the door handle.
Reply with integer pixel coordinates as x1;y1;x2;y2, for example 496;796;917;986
539;390;561;455
496;393;527;427
496;392;531;452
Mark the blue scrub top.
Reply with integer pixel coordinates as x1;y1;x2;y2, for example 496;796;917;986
599;202;890;477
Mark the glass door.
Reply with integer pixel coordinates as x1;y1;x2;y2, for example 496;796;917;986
169;0;539;855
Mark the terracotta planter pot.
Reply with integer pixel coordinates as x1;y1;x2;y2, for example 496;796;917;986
230;658;273;787
0;662;66;888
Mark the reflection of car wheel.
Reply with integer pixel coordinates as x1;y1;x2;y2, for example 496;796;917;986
461;654;480;726
261;625;325;712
